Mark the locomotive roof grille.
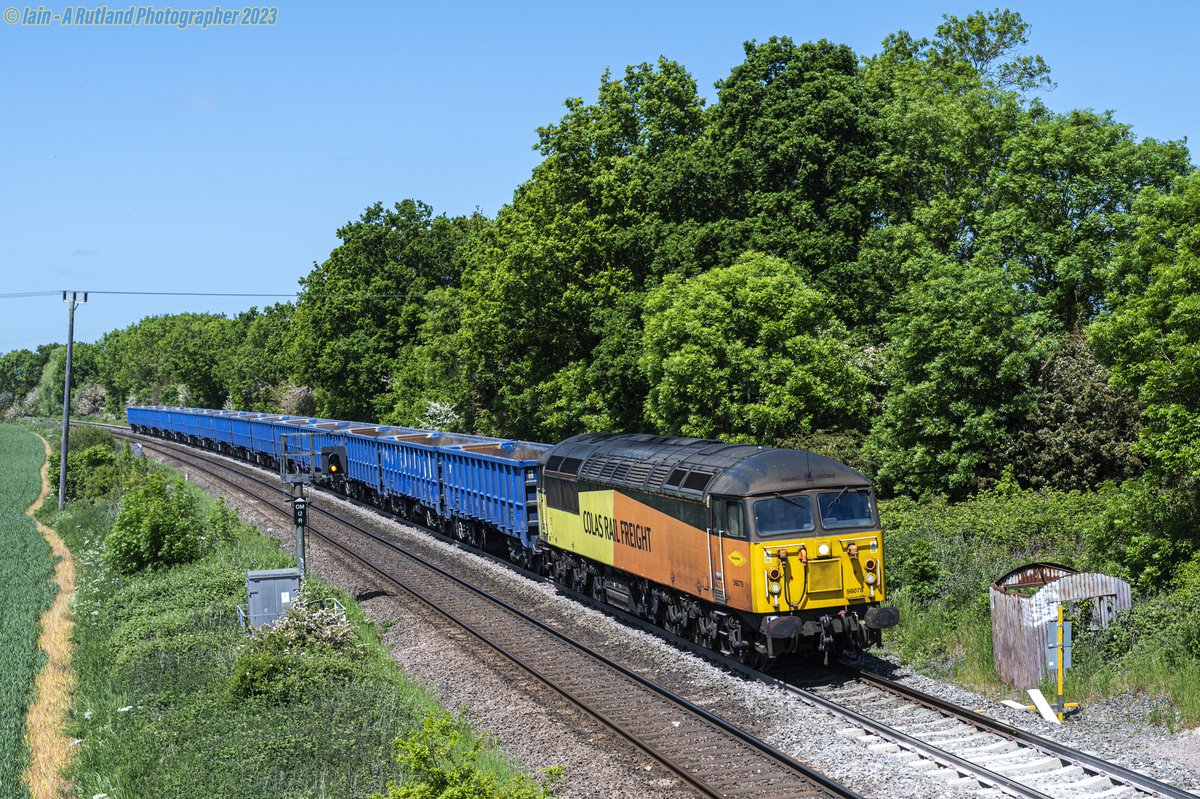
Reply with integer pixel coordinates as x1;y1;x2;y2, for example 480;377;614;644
538;433;871;499
554;456;583;476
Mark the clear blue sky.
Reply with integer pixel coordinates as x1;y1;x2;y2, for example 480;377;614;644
1;0;1195;351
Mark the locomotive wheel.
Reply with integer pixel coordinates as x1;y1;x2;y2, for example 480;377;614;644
662;595;687;637
691;608;719;649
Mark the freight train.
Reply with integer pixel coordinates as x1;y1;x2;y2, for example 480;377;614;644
127;406;899;663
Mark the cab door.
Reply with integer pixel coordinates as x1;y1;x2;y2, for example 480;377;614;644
708;497;748;605
707;501;727;603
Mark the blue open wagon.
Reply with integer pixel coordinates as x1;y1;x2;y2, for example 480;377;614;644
377;431;493;521
344;425;420;502
442;440;550;551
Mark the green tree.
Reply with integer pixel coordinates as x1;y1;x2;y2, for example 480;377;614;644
291;200;483;421
923;9;1053;92
867;256;1044;498
857;10;1187;332
1004;333;1142;490
0;347;52;412
96;313;238;408
705;37;877;280
640;252;870;442
217;303;296;411
105;472;205;573
458;58;705;438
1091;173;1200;480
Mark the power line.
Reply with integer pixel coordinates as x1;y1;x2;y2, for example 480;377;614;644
0;290;424;300
89;290;298;297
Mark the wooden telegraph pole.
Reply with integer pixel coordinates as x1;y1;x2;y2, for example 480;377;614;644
57;290;87;510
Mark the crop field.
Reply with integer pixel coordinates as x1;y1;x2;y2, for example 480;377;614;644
0;425;54;799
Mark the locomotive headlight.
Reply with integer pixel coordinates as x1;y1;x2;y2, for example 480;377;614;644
865;573;877;585
768;567;781;581
769;581;782;596
864;559;877;572
818;543;831;557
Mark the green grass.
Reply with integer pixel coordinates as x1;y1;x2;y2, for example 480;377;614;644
0;424;55;799
41;453;553;798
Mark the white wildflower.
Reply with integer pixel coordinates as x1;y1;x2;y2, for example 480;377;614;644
117;705;133;712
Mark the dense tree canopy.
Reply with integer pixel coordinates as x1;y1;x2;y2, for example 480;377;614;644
1091;173;1200;481
291;200;484;420
13;9;1197;526
641;252;870;442
866;257;1044;498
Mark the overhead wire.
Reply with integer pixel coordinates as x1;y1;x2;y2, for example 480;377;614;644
0;290;423;300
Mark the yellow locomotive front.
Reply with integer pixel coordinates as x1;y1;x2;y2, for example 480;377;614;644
737;487;898;658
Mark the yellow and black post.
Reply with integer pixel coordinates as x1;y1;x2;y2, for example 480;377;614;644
1051;603;1080;721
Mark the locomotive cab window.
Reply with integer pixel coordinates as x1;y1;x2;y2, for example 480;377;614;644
715;499;747;539
752;494;815;538
817;489;875;529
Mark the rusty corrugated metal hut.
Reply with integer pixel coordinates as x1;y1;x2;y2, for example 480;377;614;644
989;563;1131;689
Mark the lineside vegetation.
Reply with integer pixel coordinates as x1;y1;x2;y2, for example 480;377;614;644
38;427;557;798
2;7;1198;723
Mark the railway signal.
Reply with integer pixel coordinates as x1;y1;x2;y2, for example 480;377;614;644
320;445;347;477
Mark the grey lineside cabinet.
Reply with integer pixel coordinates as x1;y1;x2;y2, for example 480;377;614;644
242;568;301;629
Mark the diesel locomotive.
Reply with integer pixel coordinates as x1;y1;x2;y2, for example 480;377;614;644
128;406;898;663
539;433;898;662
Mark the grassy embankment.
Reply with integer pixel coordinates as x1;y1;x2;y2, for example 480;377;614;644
880;482;1200;728
0;425;55;799
37;424;557;799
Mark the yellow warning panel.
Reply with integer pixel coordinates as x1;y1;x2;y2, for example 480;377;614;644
808;559;843;593
727;551;746;567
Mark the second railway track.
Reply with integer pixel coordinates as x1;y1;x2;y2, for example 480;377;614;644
789;668;1199;799
98;425;1200;799
121;430;863;799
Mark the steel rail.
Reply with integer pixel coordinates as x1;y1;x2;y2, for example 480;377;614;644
88;423;1198;799
848;667;1200;799
125;433;862;799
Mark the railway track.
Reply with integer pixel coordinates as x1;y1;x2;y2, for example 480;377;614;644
89;424;1200;799
777;668;1199;799
116;430;862;799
